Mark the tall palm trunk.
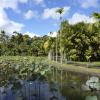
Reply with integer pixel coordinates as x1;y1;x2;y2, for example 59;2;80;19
56;8;64;63
48;49;52;60
59;15;63;64
56;35;58;62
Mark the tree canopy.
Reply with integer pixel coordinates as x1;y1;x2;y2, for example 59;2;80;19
0;12;100;61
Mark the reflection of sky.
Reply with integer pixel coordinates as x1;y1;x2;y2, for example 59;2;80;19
0;81;65;100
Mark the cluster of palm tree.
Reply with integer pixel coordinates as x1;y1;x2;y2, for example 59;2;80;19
46;10;100;62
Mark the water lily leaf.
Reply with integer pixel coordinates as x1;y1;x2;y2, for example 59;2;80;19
34;67;40;72
94;83;100;90
85;96;97;100
20;67;29;73
40;70;45;75
81;84;90;91
90;77;99;82
86;76;100;90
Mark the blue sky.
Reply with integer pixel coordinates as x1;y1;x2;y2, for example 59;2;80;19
0;0;100;37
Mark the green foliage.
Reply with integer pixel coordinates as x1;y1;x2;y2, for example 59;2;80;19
0;12;100;62
0;31;48;56
56;7;64;20
56;13;100;61
0;56;50;87
85;96;97;100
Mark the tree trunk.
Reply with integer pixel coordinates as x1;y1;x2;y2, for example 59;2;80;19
48;50;52;60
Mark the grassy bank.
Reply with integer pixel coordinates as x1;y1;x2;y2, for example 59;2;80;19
66;61;100;68
50;61;100;77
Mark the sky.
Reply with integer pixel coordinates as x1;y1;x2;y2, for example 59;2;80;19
0;0;100;37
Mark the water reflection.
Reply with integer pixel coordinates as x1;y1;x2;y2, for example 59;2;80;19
0;67;100;100
49;68;100;100
0;80;66;100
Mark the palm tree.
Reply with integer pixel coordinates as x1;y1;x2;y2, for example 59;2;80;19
92;12;100;21
92;12;100;28
56;8;64;20
56;8;64;63
60;20;70;62
44;34;55;60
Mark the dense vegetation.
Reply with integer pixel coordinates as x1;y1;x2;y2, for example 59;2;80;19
0;56;55;100
0;12;100;62
0;56;50;87
46;12;100;62
0;31;49;56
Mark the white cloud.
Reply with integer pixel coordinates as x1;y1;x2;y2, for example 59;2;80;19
0;8;24;35
0;0;27;34
24;32;40;38
24;10;38;19
79;0;99;8
33;0;46;7
68;13;95;24
0;0;28;12
42;6;70;20
48;32;57;37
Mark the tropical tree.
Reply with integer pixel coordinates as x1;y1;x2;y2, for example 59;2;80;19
92;12;100;21
44;34;55;60
56;8;64;20
56;7;64;63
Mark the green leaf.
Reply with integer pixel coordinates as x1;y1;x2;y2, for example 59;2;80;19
85;96;97;100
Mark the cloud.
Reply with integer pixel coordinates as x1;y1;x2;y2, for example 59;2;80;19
68;13;95;24
33;0;46;7
42;6;70;20
0;0;28;12
48;32;57;37
0;8;24;35
79;0;99;8
0;0;27;34
23;32;40;38
24;10;38;19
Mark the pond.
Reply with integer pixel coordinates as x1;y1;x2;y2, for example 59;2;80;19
48;68;100;100
0;58;100;100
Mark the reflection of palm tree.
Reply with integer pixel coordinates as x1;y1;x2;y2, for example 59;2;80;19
50;96;58;100
56;8;64;63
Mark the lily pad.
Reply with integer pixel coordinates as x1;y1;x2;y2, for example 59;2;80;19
85;76;100;90
81;84;90;91
94;83;100;90
85;96;97;100
90;77;99;82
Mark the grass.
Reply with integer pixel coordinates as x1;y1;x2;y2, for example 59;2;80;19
67;61;100;68
49;61;100;77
